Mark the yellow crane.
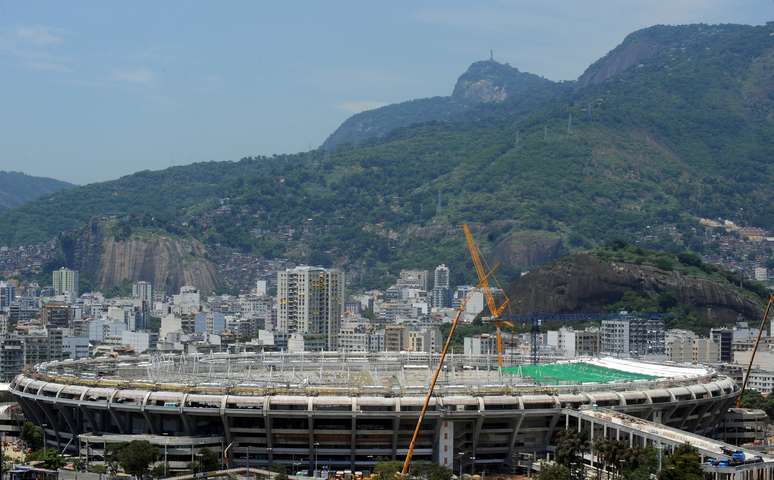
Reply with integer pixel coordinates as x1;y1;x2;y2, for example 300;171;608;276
737;292;774;408
401;225;510;477
463;224;511;368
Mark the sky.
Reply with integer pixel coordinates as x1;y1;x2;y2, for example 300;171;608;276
0;1;771;185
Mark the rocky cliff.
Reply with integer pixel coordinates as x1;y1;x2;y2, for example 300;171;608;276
507;253;763;323
67;220;218;294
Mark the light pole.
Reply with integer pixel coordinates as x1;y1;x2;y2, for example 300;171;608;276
469;456;475;476
457;452;465;479
314;442;320;478
164;439;168;478
41;423;48;456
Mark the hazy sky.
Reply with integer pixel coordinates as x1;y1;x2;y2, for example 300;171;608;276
1;1;771;184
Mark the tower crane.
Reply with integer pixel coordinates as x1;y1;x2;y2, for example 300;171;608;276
463;224;511;368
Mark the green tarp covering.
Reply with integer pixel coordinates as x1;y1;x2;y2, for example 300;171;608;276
502;362;657;384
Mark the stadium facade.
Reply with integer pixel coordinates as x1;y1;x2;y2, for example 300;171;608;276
9;353;739;472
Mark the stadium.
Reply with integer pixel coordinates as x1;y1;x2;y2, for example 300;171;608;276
9;352;739;472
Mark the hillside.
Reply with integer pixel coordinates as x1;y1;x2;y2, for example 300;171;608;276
322;60;560;150
507;243;767;332
1;23;773;291
0;171;73;209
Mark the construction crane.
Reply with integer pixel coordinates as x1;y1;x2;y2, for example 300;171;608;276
463;224;510;368
401;290;471;477
737;292;774;408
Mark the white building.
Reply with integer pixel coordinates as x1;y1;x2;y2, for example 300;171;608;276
88;319;126;342
754;267;769;282
132;281;153;307
160;314;183;339
464;334;498;356
172;286;201;315
52;268;79;300
121;331;153;353
62;336;90;360
276;266;344;351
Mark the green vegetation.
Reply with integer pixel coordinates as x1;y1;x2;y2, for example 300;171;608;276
554;430;588;480
373;460;452;480
658;444;704;480
503;362;657;384
26;449;67;470
536;464;570;480
115;440;160;479
1;24;774;289
0;171;73;210
20;421;43;450
739;390;774;420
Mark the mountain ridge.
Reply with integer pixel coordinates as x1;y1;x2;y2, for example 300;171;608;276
1;22;772;294
0;171;74;210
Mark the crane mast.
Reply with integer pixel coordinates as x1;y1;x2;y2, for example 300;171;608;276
463;224;510;368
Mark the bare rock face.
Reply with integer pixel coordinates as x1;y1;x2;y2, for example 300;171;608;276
492;230;565;273
452;60;554;104
70;220;218;294
507;253;762;323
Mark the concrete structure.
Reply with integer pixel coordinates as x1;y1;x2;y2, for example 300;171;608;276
432;264;450;308
601;314;665;358
132;280;153;304
11;353;739;473
52;268;79;300
0;282;15;311
547;327;599;358
120;331;154;353
712;328;734;363
277;267;344;351
722;408;768;446
62;336;90;360
464;334;498;356
565;407;774;479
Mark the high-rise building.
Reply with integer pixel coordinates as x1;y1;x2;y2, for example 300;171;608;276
601;313;665;358
711;328;734;363
0;282;16;311
42;303;72;329
132;281;153;307
432;264;451;308
277;266;344;351
52;268;79;300
397;270;430;291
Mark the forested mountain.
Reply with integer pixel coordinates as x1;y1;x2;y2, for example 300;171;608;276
1;23;773;290
0;171;73;209
322;60;562;149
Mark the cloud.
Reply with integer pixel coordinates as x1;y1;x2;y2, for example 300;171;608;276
111;67;157;87
336;100;388;113
14;25;64;46
0;24;70;72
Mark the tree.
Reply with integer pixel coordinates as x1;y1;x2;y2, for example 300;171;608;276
554;430;589;480
199;448;220;472
149;464;166;479
20;421;43;451
115;440;160;479
372;460;451;480
26;449;66;470
657;444;703;480
536;463;570;480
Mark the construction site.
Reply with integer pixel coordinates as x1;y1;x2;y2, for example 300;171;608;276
10;226;774;479
10;352;739;472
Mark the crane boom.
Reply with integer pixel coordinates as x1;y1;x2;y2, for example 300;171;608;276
737;293;774;407
401;293;471;476
463;224;510;368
